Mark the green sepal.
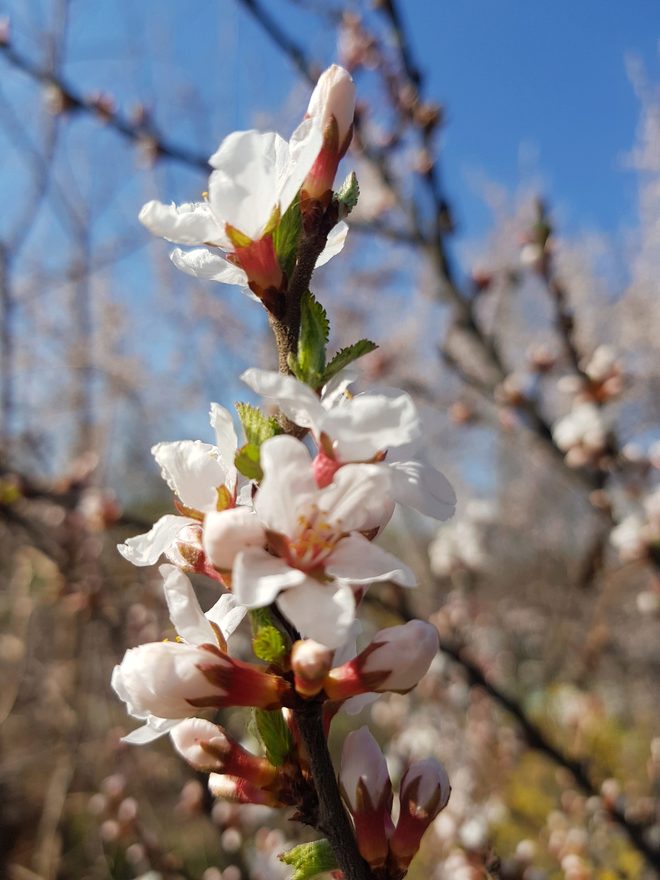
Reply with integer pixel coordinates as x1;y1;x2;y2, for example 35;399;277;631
279;839;337;880
335;170;359;218
249;608;289;665
291;291;329;389
252;708;294;768
235;402;281;448
322;338;378;385
234;442;263;481
273;194;302;278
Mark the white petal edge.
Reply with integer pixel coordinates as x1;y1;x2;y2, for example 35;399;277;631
326;533;416;587
233;547;309;608
315;221;348;268
118;514;193;567
160;564;215;645
277;580;356;649
387;458;457;521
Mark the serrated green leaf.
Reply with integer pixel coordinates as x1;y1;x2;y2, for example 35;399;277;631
253;709;294;767
273;194;302;278
335;170;359;218
295;291;329;387
235;402;281;448
287;351;305;381
234;442;263;481
279;839;337;880
322;339;378;385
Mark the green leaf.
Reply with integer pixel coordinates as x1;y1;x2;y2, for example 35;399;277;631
253;709;294;767
322;339;378;385
249;608;289;665
294;291;329;388
273;194;302;278
335;170;359;218
279;839;337;880
235;402;281;448
234;442;263;481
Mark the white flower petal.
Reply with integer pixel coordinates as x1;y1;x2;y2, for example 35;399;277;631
208;130;288;239
205;593;247;640
315;221;348;268
255;436;318;535
118;514;193;566
387;458;456;521
325;388;421;460
170;247;250;290
321;367;358;409
209;402;238;491
277;581;355;648
241;368;325;430
139;200;224;245
160;564;214;645
233;547;309;608
122;719;181;744
277;118;323;216
152;440;228;512
318;463;393;533
326;533;416;587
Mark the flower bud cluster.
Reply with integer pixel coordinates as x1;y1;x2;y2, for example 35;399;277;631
340;728;451;875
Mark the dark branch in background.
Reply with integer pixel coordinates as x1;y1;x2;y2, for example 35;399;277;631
367;592;660;872
0;43;209;171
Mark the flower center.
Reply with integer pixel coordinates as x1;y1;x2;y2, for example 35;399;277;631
287;507;339;572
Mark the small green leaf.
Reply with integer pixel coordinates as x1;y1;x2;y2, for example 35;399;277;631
335;170;359;218
273;194;302;278
249;608;289;665
235;402;281;448
253;709;294;767
295;291;329;387
322;339;378;385
279;839;337;880
234;442;263;481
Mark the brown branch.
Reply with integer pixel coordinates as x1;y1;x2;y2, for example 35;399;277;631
0;43;209;171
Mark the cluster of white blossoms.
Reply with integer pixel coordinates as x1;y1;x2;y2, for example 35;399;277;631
114;64;455;879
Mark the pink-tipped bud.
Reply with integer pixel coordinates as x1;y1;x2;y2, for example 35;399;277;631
203;507;266;571
304;65;356;200
291;639;334;697
208;773;278;806
323;620;439;701
112;641;291;721
340;727;393;868
171;718;277;787
389;758;451;870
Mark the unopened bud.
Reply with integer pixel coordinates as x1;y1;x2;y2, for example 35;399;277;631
208;773;279;806
389;758;451;870
171;718;278;787
340;727;393;868
323;620;439;701
304;65;356;200
291;640;333;696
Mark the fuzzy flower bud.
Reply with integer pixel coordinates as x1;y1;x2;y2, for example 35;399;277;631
208;773;279;806
323;620;439;701
340;727;393;868
304;64;356;200
203;507;266;571
170;718;278;787
389;758;451;870
291;639;334;697
112;641;290;721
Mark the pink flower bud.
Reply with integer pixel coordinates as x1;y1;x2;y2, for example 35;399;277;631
203;507;266;571
304;65;356;200
389;758;451;870
291;639;334;697
112;641;290;720
340;727;393;868
323;620;439;701
171;718;277;787
208;773;279;807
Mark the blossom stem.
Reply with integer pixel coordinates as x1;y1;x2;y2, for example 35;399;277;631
293;698;375;880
